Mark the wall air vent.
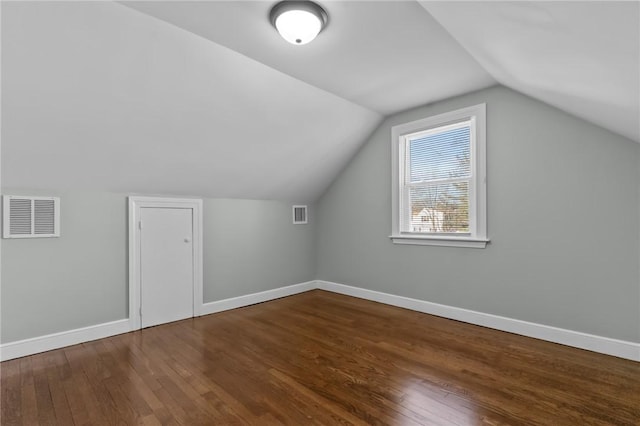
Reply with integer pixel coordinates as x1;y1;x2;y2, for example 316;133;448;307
3;196;60;238
292;205;308;224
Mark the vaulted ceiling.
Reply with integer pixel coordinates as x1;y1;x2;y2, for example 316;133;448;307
421;1;639;143
2;1;638;202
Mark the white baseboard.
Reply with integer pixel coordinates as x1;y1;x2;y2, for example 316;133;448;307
0;319;131;362
316;280;640;362
0;281;316;362
0;281;315;362
200;281;316;315
3;280;638;363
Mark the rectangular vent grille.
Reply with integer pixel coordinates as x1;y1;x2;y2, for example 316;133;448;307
3;196;60;238
292;205;308;224
34;199;56;234
9;198;32;235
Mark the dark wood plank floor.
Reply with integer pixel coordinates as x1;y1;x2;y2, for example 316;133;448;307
1;290;639;425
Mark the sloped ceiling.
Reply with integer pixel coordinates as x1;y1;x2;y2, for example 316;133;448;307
121;1;496;115
2;1;638;202
1;1;381;202
420;1;640;142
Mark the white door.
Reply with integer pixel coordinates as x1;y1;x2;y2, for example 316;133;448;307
140;207;194;328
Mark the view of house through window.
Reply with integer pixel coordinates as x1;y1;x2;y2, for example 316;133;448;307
404;121;471;234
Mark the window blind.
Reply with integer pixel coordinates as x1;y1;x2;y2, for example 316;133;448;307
404;121;472;234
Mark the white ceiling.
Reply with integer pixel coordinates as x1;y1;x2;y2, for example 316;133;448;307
2;1;638;202
1;1;380;201
420;1;640;142
122;1;496;115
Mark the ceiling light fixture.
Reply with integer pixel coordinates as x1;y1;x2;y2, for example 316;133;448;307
270;1;328;46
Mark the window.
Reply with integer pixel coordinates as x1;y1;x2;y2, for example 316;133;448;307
391;104;488;248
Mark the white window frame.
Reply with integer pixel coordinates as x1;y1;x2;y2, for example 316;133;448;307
390;103;488;248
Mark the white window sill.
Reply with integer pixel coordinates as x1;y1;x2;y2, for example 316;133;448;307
389;235;489;248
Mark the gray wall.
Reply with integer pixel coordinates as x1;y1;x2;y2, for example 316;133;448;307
1;191;316;343
316;86;640;343
1;190;128;343
3;86;638;345
203;199;315;302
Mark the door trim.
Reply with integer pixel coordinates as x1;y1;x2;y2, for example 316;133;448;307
128;196;204;330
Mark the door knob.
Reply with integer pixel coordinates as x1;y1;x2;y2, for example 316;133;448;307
184;238;191;243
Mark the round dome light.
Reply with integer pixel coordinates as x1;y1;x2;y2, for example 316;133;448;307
270;1;328;45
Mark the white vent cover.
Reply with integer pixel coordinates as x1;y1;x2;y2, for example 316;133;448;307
3;196;60;238
292;205;308;224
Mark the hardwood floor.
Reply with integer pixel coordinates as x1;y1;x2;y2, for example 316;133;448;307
1;290;639;425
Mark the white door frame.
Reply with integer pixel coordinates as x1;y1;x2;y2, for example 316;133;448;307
128;196;204;330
